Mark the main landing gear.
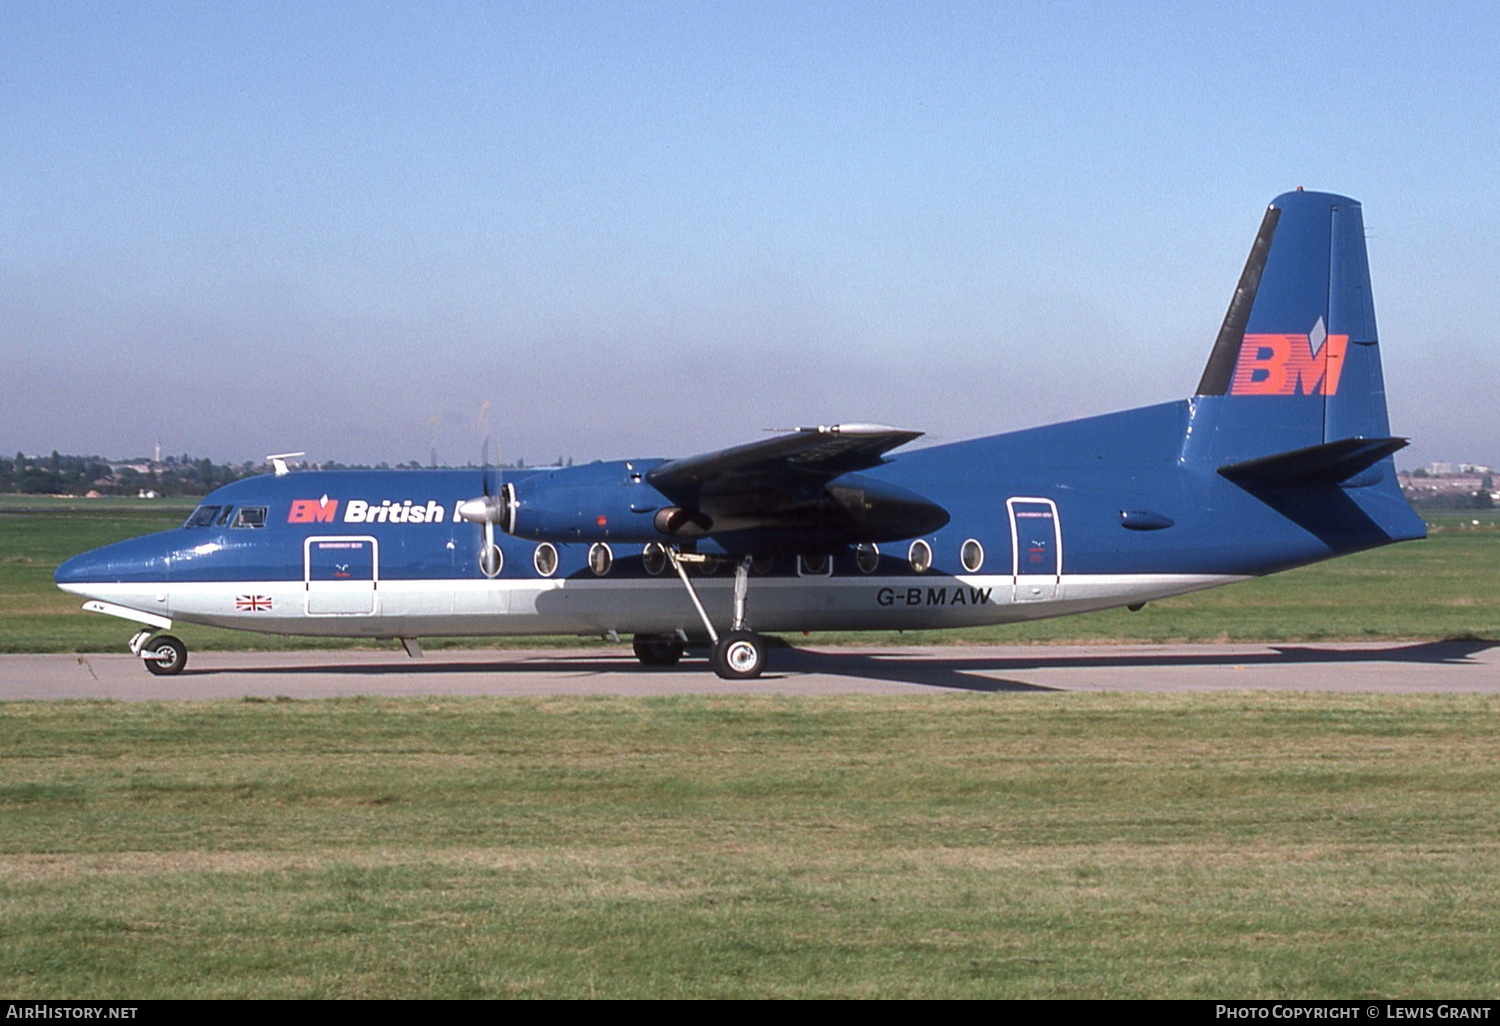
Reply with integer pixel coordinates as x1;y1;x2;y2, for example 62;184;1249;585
710;630;766;679
638;550;768;680
129;628;188;676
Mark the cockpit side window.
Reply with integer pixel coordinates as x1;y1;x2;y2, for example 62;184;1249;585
215;506;235;526
184;505;222;528
233;506;268;529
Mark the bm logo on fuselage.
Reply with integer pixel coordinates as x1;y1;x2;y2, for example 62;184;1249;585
1229;319;1348;397
288;498;339;523
287;497;450;524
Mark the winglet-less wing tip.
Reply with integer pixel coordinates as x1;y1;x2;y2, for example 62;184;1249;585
797;423;914;436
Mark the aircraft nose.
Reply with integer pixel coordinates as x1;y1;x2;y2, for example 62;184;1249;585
54;549;103;588
54;535;174;589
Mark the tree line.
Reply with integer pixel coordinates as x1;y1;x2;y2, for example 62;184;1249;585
1;452;578;497
0;452;259;497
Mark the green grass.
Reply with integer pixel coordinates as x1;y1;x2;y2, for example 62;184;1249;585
2;692;1498;998
6;497;1499;652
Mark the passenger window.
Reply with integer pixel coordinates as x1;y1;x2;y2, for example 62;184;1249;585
588;543;613;576
908;539;932;573
641;542;667;576
534;543;558;577
797;553;831;577
233;507;268;529
961;539;984;573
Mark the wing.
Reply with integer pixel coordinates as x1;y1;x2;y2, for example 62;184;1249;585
645;424;948;550
647;423;921;502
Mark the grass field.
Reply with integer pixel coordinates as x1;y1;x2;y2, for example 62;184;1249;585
4;496;1499;652
3;692;1499;999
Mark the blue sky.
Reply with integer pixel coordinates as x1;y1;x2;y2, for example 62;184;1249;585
3;1;1496;469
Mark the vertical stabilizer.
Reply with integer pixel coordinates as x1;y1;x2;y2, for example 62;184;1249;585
1187;190;1392;463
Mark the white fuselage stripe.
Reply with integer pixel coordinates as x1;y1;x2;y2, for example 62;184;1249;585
63;572;1250;638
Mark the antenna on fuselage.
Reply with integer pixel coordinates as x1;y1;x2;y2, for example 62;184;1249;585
266;452;306;477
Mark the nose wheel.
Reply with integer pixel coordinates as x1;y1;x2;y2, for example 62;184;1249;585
141;634;188;676
128;628;187;676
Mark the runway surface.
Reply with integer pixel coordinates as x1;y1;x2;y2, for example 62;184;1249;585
4;640;1499;699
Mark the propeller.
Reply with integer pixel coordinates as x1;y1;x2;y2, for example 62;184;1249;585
457;403;507;575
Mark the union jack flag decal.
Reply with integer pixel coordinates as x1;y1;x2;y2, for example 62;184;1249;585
236;595;273;612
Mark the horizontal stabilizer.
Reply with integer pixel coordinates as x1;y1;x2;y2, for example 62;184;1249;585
1217;436;1407;488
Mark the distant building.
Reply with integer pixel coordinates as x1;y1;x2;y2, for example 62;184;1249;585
1400;464;1495;510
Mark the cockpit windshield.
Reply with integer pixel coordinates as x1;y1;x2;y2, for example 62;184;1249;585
183;505;222;528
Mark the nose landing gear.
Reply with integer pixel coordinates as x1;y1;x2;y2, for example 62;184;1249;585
129;628;188;676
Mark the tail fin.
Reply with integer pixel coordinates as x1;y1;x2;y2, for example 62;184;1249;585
1187;190;1399;464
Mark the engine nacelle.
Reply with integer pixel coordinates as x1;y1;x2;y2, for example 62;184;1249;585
824;473;950;542
502;463;669;543
459;460;948;547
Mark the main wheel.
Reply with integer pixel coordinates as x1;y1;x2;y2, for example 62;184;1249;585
143;635;187;676
711;630;766;680
632;634;685;666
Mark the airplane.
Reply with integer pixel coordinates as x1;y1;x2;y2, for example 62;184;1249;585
55;190;1426;680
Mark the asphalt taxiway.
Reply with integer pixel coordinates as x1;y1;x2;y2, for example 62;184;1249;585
3;640;1498;700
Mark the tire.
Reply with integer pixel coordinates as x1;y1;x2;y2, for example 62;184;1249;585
632;634;685;666
143;635;187;676
711;630;765;680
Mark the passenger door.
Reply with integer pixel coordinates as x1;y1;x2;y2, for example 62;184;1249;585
1007;498;1060;603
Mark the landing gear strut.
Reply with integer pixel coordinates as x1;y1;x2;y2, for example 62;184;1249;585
665;550;768;680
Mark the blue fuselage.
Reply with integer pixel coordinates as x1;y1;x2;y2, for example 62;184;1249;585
54;398;1425;641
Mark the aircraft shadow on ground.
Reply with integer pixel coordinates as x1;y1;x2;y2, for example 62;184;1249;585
180;649;1046;692
904;639;1498;670
179;639;1497;694
771;640;1498;691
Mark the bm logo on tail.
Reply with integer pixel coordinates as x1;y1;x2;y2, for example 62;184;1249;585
1229;318;1347;396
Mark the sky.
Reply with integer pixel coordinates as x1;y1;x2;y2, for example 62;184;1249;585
3;1;1497;470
